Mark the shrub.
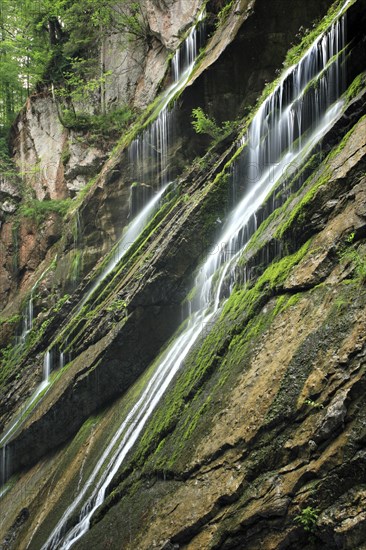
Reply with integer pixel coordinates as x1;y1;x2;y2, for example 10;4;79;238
295;506;319;532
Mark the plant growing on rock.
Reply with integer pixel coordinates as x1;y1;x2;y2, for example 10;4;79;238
304;398;324;410
216;0;235;29
191;107;233;144
340;245;366;285
294;506;319;533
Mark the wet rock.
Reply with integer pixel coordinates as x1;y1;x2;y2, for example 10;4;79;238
318;485;366;549
315;391;348;444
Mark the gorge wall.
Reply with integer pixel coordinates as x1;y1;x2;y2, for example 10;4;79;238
0;0;366;549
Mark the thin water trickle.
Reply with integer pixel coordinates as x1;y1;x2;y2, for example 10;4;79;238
80;182;172;308
128;11;205;187
0;8;207;504
41;9;348;549
43;351;52;382
0;351;52;452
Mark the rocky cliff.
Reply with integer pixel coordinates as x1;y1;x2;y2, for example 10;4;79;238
0;0;366;549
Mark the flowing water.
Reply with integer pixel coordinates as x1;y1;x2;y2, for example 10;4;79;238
41;7;348;549
78;10;206;309
80;182;172;308
0;351;52;452
0;9;207;495
128;10;205;187
19;296;33;344
17;262;55;345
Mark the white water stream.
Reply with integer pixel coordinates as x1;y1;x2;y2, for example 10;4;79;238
41;7;348;549
80;182;171;308
128;9;205;186
0;9;207;496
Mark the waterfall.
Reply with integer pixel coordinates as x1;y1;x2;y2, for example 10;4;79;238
40;7;348;550
17;261;57;345
0;14;206;474
77;12;206;309
0;12;207;494
128;10;205;187
19;295;33;343
80;182;172;308
0;349;53;484
43;350;52;382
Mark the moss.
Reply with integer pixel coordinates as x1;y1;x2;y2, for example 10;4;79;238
124;241;311;473
339;244;366;285
18;199;72;224
216;0;235;28
69;249;83;284
345;72;366;101
61;141;71;166
0;314;22;326
265;283;363;426
328;114;366;162
283;0;352;68
276;169;331;239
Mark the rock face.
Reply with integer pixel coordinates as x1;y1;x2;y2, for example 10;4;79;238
0;0;366;549
145;0;202;49
13;95;67;200
12;95;108;200
0;0;207;314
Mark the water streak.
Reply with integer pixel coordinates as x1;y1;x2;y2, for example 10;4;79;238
128;11;205;187
0;351;53;451
80;182;171;308
41;9;348;549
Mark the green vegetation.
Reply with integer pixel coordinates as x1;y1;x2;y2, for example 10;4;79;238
304;398;324;410
59;105;136;142
70;249;83;284
276;169;330;238
0;313;21;326
346;72;366;101
191;107;233;143
284;0;348;68
216;0;235;29
18;198;72;224
106;299;127;313
0;0;151;170
129;239;311;471
340;246;366;285
52;294;70;313
294;506;319;532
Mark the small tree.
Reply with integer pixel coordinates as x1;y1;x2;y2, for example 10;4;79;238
191;107;222;141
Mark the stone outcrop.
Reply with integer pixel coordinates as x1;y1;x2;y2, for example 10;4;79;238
0;0;366;549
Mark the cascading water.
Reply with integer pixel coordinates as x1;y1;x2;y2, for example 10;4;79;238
0;11;207;496
40;7;348;550
0;255;59;484
0;351;52;450
17;260;57;345
80;182;172;308
0;350;53;496
128;10;205;187
73;12;206;311
19;295;33;343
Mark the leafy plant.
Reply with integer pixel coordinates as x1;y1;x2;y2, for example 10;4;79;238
18;199;72;224
304;398;324;410
346;231;355;243
340;246;366;285
191;107;234;144
294;506;319;532
191;107;221;140
53;294;70;313
59;105;136;140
